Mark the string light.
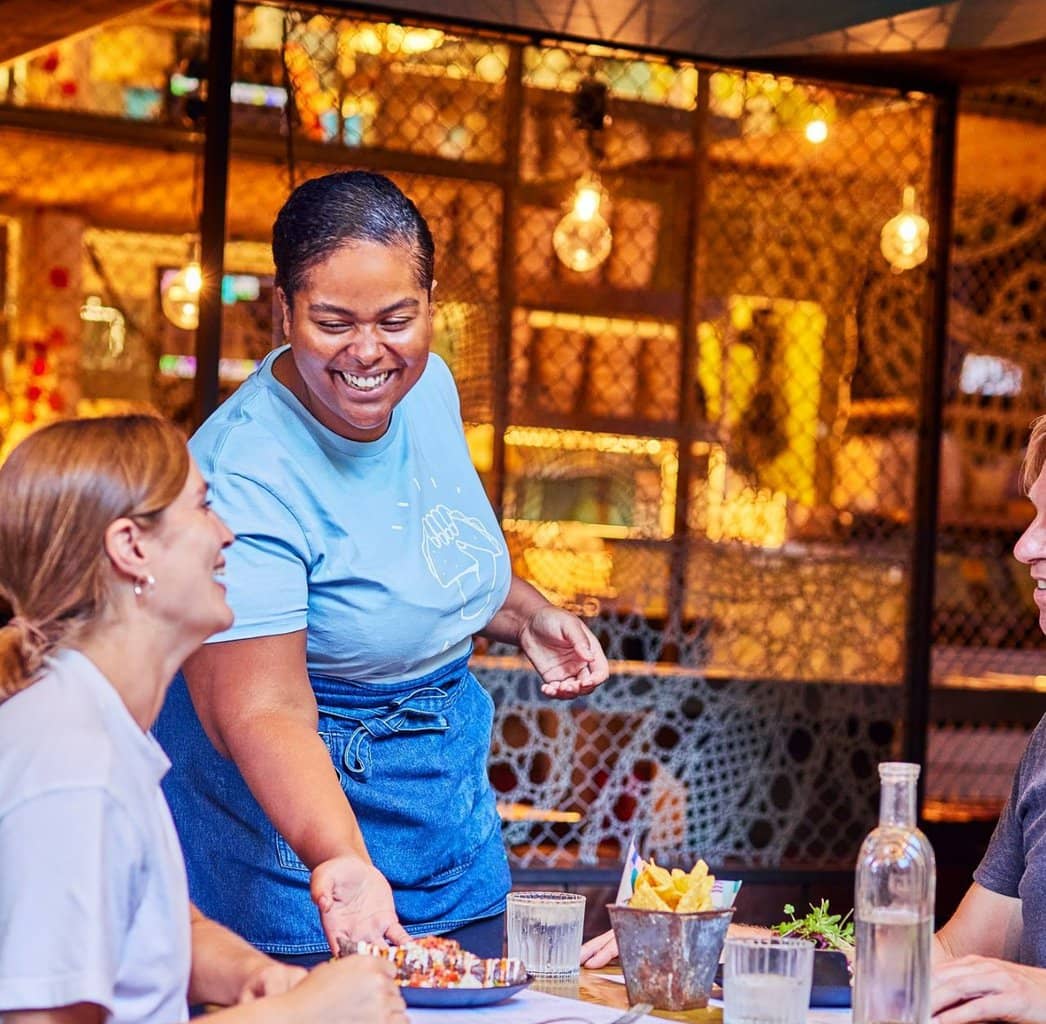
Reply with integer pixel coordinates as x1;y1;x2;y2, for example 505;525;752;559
553;174;613;273
805;118;828;144
880;185;929;272
161;257;202;330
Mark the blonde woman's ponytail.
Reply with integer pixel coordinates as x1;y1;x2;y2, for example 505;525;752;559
0;589;52;702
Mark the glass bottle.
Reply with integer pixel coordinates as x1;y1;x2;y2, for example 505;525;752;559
853;762;936;1024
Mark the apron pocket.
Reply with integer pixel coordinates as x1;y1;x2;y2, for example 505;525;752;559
423;818;491;886
275;830;310;874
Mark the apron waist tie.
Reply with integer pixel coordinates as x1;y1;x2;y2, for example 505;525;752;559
322;685;452;779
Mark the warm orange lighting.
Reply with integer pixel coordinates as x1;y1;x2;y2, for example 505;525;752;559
880;185;929;272
706;446;788;548
805;118;828;144
553;174;613;272
161;261;202;330
351;23;444;56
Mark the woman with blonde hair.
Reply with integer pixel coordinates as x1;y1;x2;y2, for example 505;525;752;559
0;415;405;1024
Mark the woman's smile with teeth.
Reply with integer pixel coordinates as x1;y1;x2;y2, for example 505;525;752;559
335;369;393;391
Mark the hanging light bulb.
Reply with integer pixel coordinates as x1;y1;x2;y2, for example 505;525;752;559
553;174;613;273
804;118;828;144
880;185;930;272
161;258;203;330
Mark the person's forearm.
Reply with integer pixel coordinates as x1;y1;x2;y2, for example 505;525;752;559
188;905;275;1006
225;713;370;867
933;883;1023;964
480;575;550;645
196;997;286;1024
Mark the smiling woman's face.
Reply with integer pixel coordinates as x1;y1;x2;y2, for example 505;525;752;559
146;457;235;642
279;239;432;442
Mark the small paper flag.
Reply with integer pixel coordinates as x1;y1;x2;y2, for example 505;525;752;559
711;878;743;909
612;838;744;909
614;833;645;905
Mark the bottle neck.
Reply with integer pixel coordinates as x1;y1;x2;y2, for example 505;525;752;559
879;773;918;828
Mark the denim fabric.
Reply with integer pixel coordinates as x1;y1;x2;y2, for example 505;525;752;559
154;653;509;955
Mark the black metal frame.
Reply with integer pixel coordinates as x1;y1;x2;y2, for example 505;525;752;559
193;0;236;426
902;87;959;794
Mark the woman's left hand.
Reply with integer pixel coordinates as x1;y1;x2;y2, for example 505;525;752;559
520;606;609;699
237;961;309;1003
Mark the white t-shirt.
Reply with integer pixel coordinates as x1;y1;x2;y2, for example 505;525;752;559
0;649;191;1024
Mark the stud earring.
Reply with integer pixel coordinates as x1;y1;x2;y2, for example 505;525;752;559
132;574;157;598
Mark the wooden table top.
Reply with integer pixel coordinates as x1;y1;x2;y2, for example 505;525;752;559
534;968;723;1022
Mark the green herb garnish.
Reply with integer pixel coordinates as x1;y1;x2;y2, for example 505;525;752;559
773;900;855;956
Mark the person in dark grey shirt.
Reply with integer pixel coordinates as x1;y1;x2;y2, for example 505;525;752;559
933;413;1046;1024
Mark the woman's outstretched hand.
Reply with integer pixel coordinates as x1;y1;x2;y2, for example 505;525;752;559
311;855;412;953
519;606;610;700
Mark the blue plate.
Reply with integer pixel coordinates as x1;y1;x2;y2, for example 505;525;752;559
810;981;852;1009
808;950;852;1008
400;978;532;1008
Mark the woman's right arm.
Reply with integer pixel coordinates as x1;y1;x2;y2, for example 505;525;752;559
212;957;408;1024
2;959;408;1024
182;632;409;948
3;1007;104;1024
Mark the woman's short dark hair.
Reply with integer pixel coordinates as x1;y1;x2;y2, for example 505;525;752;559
272;171;435;303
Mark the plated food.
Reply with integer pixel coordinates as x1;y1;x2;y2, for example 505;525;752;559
341;935;529;990
393;978;533;1010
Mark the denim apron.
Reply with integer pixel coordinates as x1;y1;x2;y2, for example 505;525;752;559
154;652;510;956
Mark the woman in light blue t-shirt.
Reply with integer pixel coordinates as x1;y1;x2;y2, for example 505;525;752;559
154;171;610;965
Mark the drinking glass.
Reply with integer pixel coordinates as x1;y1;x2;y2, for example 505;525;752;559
723;936;815;1024
506;891;586;978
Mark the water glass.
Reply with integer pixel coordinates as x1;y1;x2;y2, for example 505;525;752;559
506;891;586;978
724;937;815;1024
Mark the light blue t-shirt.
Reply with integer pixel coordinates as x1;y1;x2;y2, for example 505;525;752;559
191;347;511;682
0;650;191;1024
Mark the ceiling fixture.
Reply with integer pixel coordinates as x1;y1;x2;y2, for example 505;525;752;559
161;249;203;330
805;118;828;144
553;173;613;273
162;15;206;330
554;76;613;273
880;185;930;272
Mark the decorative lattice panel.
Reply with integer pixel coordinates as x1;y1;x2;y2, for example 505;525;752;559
483;660;898;869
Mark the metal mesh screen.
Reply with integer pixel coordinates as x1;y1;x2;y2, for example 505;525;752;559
0;2;1041;869
496;51;932;868
932;83;1046;681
